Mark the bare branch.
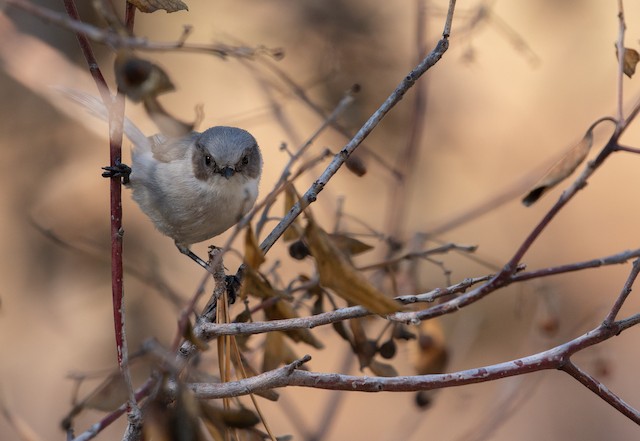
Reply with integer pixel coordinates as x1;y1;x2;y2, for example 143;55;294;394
561;361;640;424
259;0;457;255
603;258;640;325
187;319;633;405
5;0;281;59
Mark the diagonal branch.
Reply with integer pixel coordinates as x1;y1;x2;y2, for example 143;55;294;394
561;361;640;423
258;0;457;255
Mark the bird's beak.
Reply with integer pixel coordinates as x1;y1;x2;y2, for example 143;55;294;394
220;166;235;179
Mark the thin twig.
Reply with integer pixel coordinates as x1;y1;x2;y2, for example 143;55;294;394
561;360;640;423
259;0;456;255
385;0;430;240
255;86;358;237
616;0;626;125
357;243;478;271
602;258;640;325
6;0;281;59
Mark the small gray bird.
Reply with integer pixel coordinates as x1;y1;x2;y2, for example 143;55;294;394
66;89;262;269
127;127;262;267
105;125;262;269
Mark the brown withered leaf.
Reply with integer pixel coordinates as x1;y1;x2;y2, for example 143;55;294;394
265;300;324;349
241;267;282;300
329;233;374;257
368;359;399;377
129;0;188;13
143;96;194;138
244;225;265;269
230;352;280;402
182;318;209;351
262;331;301;372
413;319;449;375
282;183;303;241
345;152;367;176
304;219;403;314
144;380;205;441
616;46;640;78
522;128;594;206
114;52;175;102
349;318;377;369
200;402;259;430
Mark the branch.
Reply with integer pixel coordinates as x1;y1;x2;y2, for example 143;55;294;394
201;247;640;338
259;0;456;254
6;0;281;59
187;319;633;401
561;361;640;423
603;258;640;325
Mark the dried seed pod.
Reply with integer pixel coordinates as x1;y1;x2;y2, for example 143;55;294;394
289;240;310;260
379;339;397;359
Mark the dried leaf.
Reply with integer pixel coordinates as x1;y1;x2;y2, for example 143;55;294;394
282;183;303;241
200;402;260;430
229;353;280;402
114;52;175;102
368;359;399;377
349;318;377;369
413;320;448;375
304;219;403;314
329;233;374;256
332;320;351;342
128;0;188;13
522;129;594;206
183;319;209;351
265;300;324;349
143;96;194;138
345;153;367;176
262;331;300;371
244;225;265;269
616;46;640;78
144;380;204;441
241;267;281;300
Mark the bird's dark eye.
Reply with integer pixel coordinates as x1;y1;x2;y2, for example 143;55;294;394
205;155;212;166
242;156;249;165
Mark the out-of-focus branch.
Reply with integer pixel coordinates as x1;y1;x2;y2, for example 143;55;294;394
259;0;457;255
5;0;282;59
385;0;430;241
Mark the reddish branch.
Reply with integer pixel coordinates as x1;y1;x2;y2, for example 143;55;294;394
63;0;141;436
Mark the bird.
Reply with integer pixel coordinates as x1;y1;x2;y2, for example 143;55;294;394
65;88;262;270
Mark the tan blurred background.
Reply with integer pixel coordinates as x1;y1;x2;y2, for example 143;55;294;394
2;0;640;440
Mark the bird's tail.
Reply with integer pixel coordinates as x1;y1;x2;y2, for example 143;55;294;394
56;86;151;151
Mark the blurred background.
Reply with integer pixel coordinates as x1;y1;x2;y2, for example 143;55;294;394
1;0;640;439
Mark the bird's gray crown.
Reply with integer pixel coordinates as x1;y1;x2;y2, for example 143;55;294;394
196;126;257;166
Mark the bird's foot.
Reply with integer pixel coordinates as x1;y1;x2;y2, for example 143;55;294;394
102;161;132;185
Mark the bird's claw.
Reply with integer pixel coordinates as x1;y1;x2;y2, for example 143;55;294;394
102;162;132;185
